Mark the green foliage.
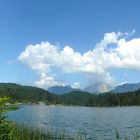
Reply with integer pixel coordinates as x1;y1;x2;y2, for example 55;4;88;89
0;97;11;140
9;124;69;140
0;83;57;104
58;91;92;106
0;123;84;140
0;96;74;140
0;97;9;106
115;129;140;140
115;129;120;139
58;89;140;107
0;97;9;122
0;121;11;140
0;83;140;107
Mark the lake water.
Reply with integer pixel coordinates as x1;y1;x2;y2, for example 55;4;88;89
7;105;140;139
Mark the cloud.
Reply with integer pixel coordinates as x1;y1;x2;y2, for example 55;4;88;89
118;81;128;87
86;72;113;85
18;30;140;88
35;73;63;88
71;82;81;89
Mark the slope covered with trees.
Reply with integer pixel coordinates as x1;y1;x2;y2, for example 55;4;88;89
0;83;58;104
0;83;140;107
59;89;140;106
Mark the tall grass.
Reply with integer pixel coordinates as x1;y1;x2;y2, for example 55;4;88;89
4;123;85;140
115;129;140;140
1;122;140;140
10;124;68;140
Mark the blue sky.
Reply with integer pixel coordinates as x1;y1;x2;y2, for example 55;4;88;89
0;0;140;89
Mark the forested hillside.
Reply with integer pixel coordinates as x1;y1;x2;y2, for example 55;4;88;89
59;89;140;106
0;83;140;106
0;83;58;103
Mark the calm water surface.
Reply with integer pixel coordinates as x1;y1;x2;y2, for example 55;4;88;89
7;105;140;139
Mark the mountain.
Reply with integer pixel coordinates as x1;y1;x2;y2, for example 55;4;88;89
112;82;140;93
47;85;80;95
0;83;57;103
83;83;112;94
59;89;140;106
59;91;92;105
1;82;140;106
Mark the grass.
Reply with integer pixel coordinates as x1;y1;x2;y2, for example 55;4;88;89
10;124;70;140
7;125;140;140
115;129;140;140
0;122;86;140
3;105;19;112
1;122;140;140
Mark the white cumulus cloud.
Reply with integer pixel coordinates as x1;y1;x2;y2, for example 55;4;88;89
71;82;81;89
35;73;63;88
18;30;140;88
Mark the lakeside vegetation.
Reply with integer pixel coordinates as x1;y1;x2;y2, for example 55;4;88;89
1;83;140;139
4;123;84;140
0;97;83;140
1;95;140;140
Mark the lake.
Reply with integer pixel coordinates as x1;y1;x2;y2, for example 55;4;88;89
7;105;140;139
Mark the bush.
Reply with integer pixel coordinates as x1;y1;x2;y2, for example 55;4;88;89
0;97;11;140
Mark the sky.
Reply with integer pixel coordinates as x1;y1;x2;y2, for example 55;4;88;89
0;0;140;89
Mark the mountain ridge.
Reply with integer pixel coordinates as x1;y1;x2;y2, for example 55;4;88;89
111;82;140;93
47;85;81;95
83;83;112;94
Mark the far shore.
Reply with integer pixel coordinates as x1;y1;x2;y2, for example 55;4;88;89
7;102;140;108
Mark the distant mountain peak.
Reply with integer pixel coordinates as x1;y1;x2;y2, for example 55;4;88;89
47;85;80;95
83;83;112;94
111;82;140;93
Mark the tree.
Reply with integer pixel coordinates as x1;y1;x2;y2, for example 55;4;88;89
0;97;11;140
0;97;9;122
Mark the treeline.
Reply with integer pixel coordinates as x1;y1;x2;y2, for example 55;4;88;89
0;83;58;104
0;83;140;106
58;89;140;106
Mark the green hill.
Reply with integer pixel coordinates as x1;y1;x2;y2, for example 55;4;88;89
0;83;140;106
59;89;140;106
59;91;92;106
0;83;57;104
